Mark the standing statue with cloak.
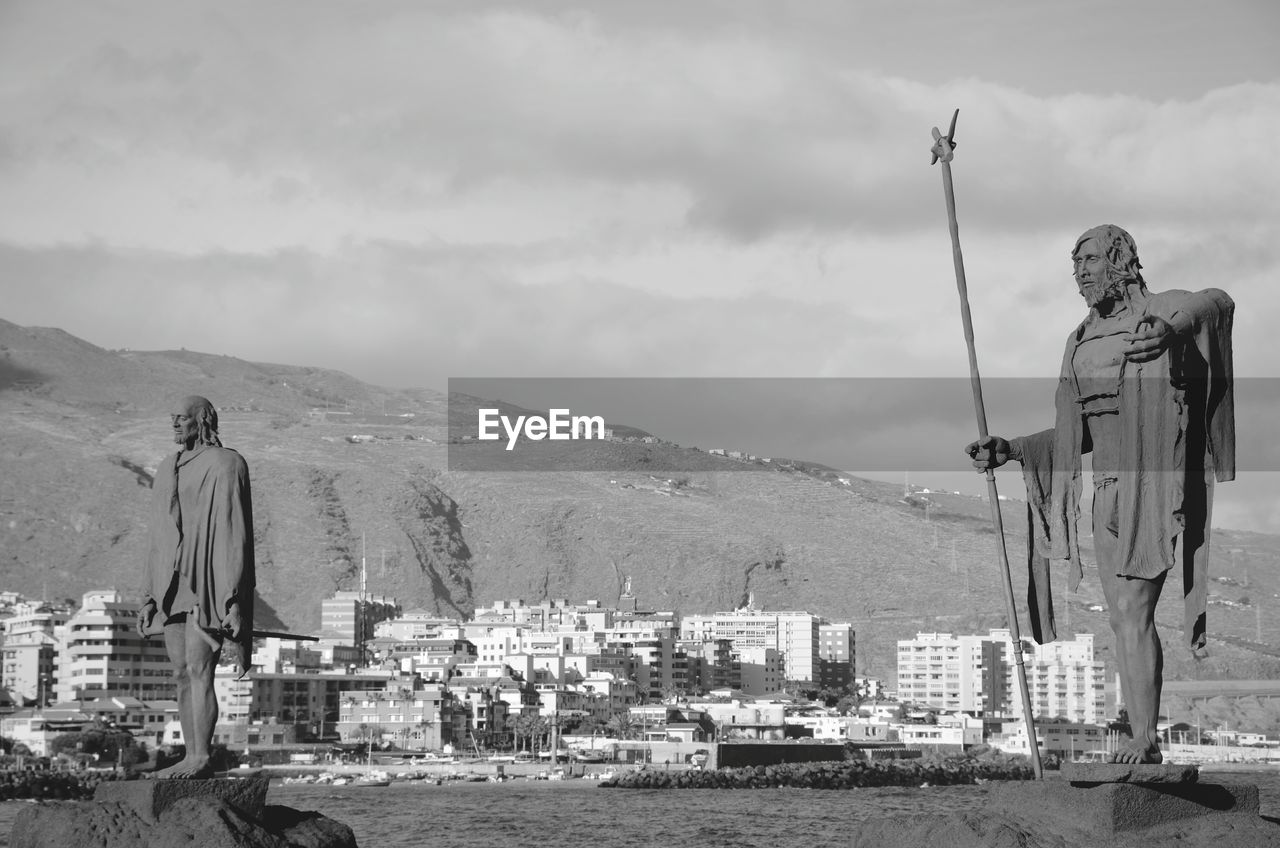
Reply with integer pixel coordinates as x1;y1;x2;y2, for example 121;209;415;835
968;225;1234;765
138;395;256;779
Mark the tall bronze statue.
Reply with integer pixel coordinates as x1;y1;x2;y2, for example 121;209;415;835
138;396;256;778
968;225;1234;764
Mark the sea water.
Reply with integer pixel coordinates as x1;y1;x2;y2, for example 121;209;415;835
267;774;1280;847
272;779;990;847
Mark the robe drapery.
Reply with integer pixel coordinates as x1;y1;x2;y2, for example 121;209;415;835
1014;288;1234;651
144;444;256;672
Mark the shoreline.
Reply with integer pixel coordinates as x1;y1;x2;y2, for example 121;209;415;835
259;760;639;783
1198;761;1280;774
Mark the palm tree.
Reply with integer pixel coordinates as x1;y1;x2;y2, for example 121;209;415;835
511;713;538;753
605;713;634;741
415;717;433;751
532;716;550;753
512;714;551;753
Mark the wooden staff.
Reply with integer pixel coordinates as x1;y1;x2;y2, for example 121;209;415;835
930;109;1043;779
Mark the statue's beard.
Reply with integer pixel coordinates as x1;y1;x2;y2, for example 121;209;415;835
1078;275;1128;309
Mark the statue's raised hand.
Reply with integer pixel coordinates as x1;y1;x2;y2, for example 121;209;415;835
1124;315;1178;362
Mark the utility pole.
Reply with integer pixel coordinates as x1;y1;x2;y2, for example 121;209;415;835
358;533;367;665
550;710;559;767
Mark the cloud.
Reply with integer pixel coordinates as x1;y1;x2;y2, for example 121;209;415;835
2;5;1277;252
1;5;1277;479
0;240;907;385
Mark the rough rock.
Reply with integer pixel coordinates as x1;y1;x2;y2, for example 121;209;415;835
94;776;269;821
850;809;1067;848
987;778;1256;833
1059;762;1199;786
850;776;1277;848
261;806;361;848
11;792;356;848
850;807;1280;848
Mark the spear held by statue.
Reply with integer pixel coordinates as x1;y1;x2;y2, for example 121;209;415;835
930;109;1043;779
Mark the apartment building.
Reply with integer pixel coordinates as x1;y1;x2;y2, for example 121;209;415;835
681;604;820;683
1;601;72;704
54;590;172;703
336;681;463;750
215;668;391;740
320;591;400;646
737;646;783;696
817;622;856;690
897;630;1106;723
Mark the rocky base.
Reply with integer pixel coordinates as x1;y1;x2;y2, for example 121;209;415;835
850;771;1279;848
849;806;1280;848
11;780;356;848
95;776;272;821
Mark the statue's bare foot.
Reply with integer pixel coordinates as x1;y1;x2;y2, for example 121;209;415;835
152;755;214;779
1109;742;1163;765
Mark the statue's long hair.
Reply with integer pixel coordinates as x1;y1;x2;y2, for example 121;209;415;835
185;396;223;447
1073;224;1145;287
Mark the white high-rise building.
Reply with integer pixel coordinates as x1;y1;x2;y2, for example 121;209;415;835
1023;633;1107;724
896;630;1105;723
1;601;72;704
896;631;990;713
681;603;820;683
54;590;173;703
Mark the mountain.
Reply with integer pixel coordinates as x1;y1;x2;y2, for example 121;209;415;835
2;317;1278;682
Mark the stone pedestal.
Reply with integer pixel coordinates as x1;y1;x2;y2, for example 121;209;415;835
11;778;357;848
1059;762;1199;785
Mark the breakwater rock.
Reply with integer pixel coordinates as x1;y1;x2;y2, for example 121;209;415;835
600;758;1034;790
0;769;119;800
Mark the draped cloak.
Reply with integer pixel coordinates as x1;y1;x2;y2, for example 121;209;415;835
1013;288;1234;651
143;444;256;672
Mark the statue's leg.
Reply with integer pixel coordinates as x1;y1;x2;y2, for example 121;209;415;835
1094;480;1166;764
153;616;219;779
183;616;221;777
1099;565;1167;764
152;619;193;778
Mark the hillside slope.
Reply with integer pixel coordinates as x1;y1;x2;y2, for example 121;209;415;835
2;318;1277;680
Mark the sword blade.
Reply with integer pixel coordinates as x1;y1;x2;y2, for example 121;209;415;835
250;629;320;642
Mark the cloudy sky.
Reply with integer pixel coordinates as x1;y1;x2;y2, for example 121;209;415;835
2;1;1278;526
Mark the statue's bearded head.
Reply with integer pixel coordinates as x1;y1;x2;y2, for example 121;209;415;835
171;395;222;448
1072;224;1145;308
